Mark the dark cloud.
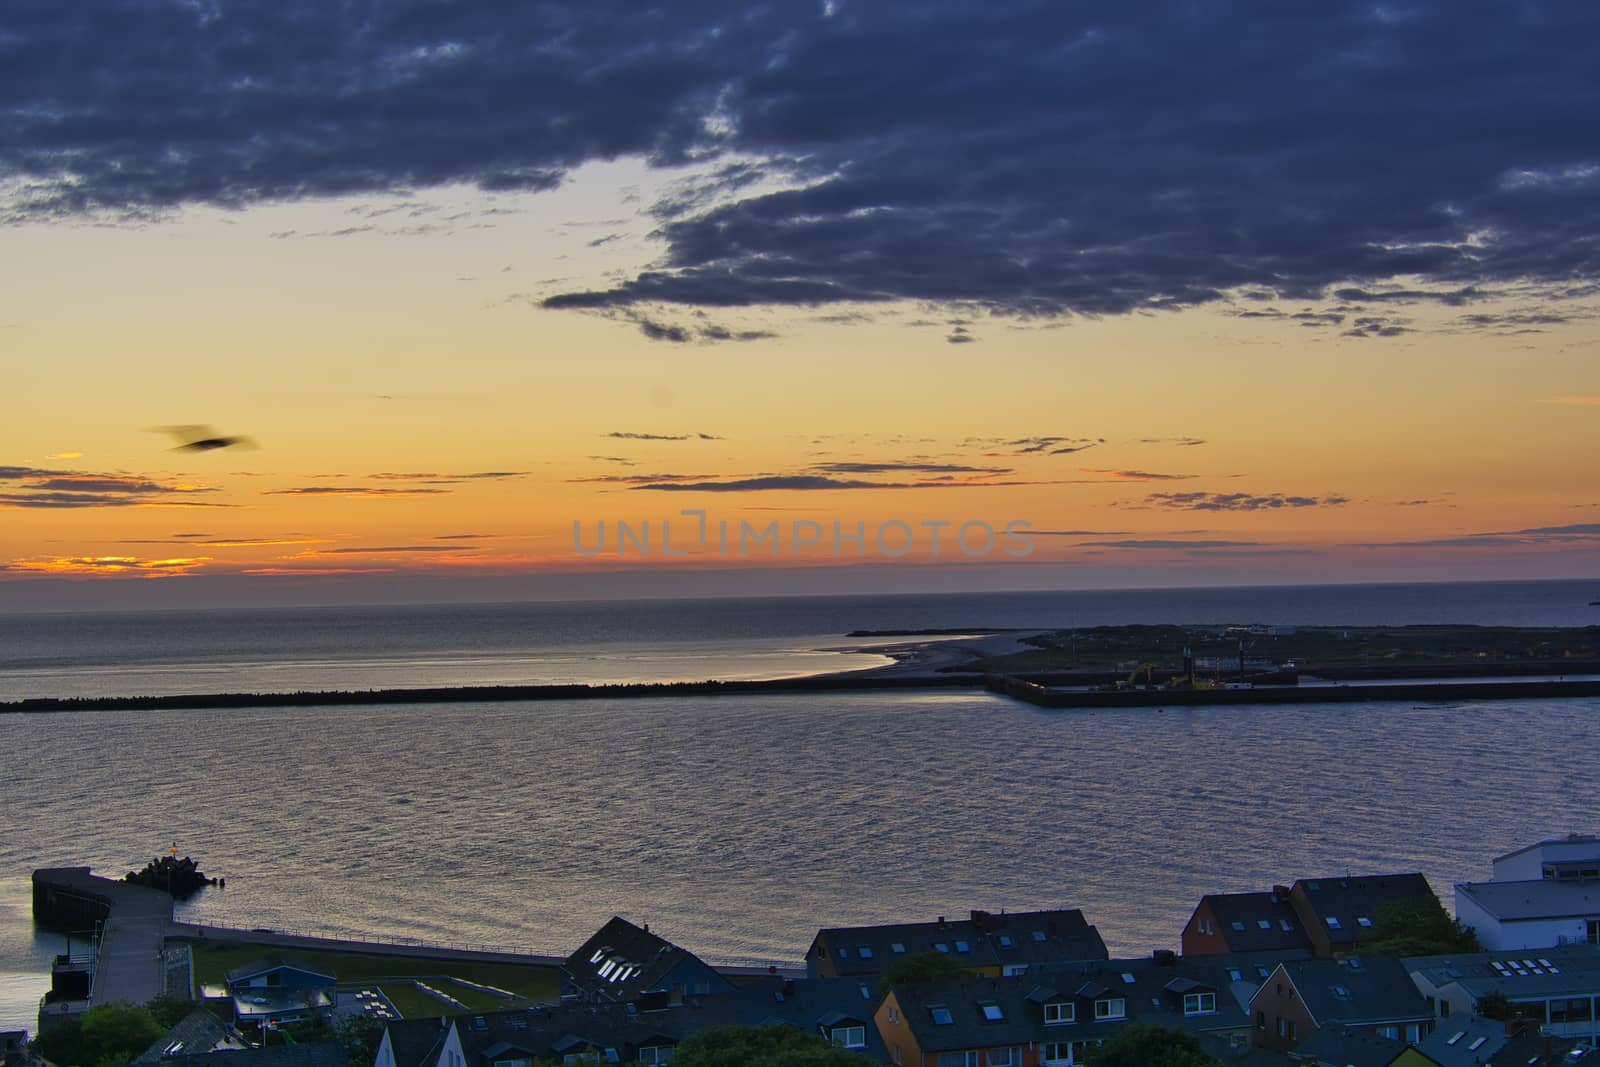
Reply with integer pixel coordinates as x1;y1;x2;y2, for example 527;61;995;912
434;533;496;540
568;472;717;484
0;466;74;480
588;455;638;466
264;486;451;496
630;312;777;343
1141;491;1347;512
8;5;1597;324
605;431;723;441
1138;437;1207;447
983;436;1103;455
0;467;223;508
629;474;1066;491
811;462;1012;475
1082;469;1196;481
1029;529;1137;536
317;545;479;554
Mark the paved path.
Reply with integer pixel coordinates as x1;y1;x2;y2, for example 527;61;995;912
33;868;176;1007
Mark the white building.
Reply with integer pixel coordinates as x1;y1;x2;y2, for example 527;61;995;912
1456;835;1600;951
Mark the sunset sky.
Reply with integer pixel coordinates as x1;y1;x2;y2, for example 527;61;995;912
2;2;1597;611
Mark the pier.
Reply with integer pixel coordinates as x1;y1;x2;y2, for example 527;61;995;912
987;674;1600;708
33;868;176;1027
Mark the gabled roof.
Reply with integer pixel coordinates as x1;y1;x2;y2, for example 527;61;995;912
1291;1022;1417;1067
563;916;727;1003
1404;943;1600;999
1416;1016;1509;1067
1253;957;1430;1028
888;961;1249;1054
809;908;1107;976
224;955;335;986
1291;874;1434;945
1457;879;1600;921
134;1008;248;1065
177;1045;346;1067
379;1019;453;1067
1197;892;1313;954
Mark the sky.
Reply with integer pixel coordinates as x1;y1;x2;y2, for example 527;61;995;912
2;0;1598;611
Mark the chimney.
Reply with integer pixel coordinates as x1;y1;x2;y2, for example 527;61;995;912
1152;949;1177;967
971;910;994;931
937;916;946;927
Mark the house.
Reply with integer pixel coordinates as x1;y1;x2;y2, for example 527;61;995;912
874;959;1251;1067
1491;836;1600;882
1289;1023;1440;1067
1249;957;1432;1053
1417;1016;1600;1067
165;1046;346;1067
133;1009;251;1065
223;957;337;1027
1455;881;1600;951
377;982;891;1067
807;909;1108;980
1404;944;1600;1047
1184;891;1315;959
1285;875;1436;959
562;916;733;1004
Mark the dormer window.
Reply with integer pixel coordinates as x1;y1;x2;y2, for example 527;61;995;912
829;1026;866;1049
1094;997;1126;1020
1044;1002;1074;1025
1183;992;1216;1016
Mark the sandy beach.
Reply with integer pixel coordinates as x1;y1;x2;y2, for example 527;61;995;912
816;630;1049;679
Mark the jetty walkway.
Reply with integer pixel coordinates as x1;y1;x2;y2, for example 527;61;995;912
33;867;176;1022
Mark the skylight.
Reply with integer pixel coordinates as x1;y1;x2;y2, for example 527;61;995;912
1258;920;1271;930
1227;969;1242;982
892;942;906;954
1446;1032;1464;1046
1469;1037;1487;1051
999;935;1012;947
1120;973;1135;985
934;943;950;953
1357;916;1373;927
981;1003;1004;1021
1326;916;1342;929
955;940;971;954
931;1006;953;1025
1032;931;1046;942
859;946;873;959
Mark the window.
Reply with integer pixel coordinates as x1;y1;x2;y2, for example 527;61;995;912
955;940;971;954
1227;968;1242;982
1032;930;1047;942
1404;1023;1421;1044
987;1050;1015;1067
1183;992;1216;1016
935;942;950;953
1326;916;1341;929
838;948;849;958
1277;1019;1296;1040
892;942;907;954
1255;1011;1265;1030
1002;964;1027;977
1257;919;1271;929
495;1059;532;1067
936;1053;979;1067
1044;1001;1074;1025
980;1002;1004;1021
887;1006;899;1023
930;1005;954;1025
637;1046;674;1065
1376;1025;1398;1040
1280;919;1294;931
858;946;873;959
830;1026;866;1049
1042;1042;1092;1066
1587;920;1600;946
1119;972;1135;985
1255;966;1270;979
998;934;1013;947
1357;916;1373;928
1231;921;1245;932
1094;998;1125;1020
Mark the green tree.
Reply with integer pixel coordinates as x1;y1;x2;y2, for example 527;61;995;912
143;995;194;1030
876;951;975;999
336;1012;387;1067
672;1024;877;1067
1359;895;1481;957
76;1001;165;1067
1083;1023;1221;1067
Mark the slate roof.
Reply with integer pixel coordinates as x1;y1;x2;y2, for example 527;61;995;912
1404;943;1600;999
1290;1023;1414;1067
224;956;335;986
1291;874;1435;947
177;1045;346;1067
563;916;729;1004
1201;892;1314;954
1457;879;1600;921
379;1018;454;1067
889;959;1249;1055
133;1009;248;1065
1416;1016;1509;1067
810;908;1107;977
1256;957;1431;1028
452;1004;681;1066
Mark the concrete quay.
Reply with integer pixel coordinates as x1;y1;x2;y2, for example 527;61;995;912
33;867;176;1025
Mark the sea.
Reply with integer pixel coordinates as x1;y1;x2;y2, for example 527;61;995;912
2;579;1598;1034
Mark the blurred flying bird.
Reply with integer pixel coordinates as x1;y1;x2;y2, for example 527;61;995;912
152;425;258;452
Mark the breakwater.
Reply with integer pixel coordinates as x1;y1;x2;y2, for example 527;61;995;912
0;672;985;713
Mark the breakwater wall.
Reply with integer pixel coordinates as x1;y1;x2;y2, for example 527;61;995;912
988;676;1600;708
0;673;985;714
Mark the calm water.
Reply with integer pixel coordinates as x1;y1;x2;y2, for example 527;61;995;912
2;580;1598;1033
